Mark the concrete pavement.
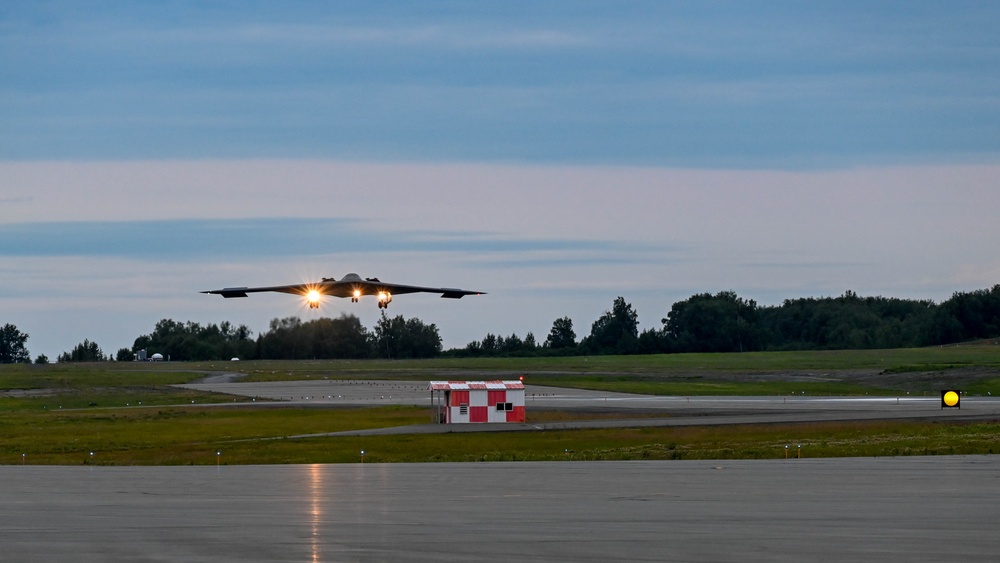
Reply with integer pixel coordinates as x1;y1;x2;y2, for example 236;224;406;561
3;458;998;562
178;380;1000;436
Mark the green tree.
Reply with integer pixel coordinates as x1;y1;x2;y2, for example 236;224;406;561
462;339;483;356
256;315;370;359
636;327;667;354
934;284;1000;343
500;333;524;355
371;312;442;359
34;354;49;365
523;332;538;350
663;291;759;353
58;339;107;362
476;333;499;356
133;319;255;361
256;317;306;359
304;315;370;359
545;317;577;350
583;297;639;354
0;323;31;363
459;330;539;357
758;291;937;350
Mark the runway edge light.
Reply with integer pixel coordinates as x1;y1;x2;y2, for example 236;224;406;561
941;390;961;409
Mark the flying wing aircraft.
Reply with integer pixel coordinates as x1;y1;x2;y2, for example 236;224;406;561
202;273;485;309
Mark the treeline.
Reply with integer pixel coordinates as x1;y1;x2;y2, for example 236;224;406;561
255;314;441;360
456;285;1000;356
655;286;1000;353
122;313;442;361
3;313;443;364
5;284;999;363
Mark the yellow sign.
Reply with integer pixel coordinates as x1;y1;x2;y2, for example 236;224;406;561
941;390;960;409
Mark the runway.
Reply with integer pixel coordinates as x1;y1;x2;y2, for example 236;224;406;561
3;458;998;562
6;380;998;561
179;379;1000;435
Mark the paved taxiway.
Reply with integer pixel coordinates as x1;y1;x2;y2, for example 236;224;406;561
3;458;999;562
180;380;1000;435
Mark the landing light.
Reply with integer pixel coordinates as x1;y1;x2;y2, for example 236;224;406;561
307;290;321;304
353;289;361;299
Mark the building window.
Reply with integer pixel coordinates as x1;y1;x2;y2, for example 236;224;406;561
497;402;513;412
460;404;468;415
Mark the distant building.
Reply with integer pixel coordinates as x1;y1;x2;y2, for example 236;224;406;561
429;380;525;424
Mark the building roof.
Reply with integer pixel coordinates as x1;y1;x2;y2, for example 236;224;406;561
429;380;525;391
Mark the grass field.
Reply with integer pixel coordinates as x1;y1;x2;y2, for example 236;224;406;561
5;405;997;465
220;344;1000;378
7;343;990;378
2;346;998;465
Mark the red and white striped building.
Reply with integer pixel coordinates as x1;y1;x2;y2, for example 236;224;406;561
429;380;526;424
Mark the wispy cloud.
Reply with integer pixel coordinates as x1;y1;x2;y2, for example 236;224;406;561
3;3;1000;357
3;3;998;165
0;218;674;264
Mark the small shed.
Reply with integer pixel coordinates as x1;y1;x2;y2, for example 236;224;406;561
429;380;526;424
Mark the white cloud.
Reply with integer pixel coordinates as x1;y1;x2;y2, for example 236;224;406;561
3;160;1000;357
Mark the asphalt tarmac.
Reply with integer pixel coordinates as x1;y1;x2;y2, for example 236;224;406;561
179;380;1000;436
3;458;998;562
7;379;997;561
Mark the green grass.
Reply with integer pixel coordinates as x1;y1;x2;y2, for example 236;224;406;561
0;362;207;389
964;378;1000;396
8;344;996;383
199;345;1000;381
0;363;246;411
4;406;997;465
266;350;983;373
2;346;998;465
1;405;429;465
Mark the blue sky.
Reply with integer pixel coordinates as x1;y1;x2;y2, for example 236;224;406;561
2;2;999;358
5;1;999;165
